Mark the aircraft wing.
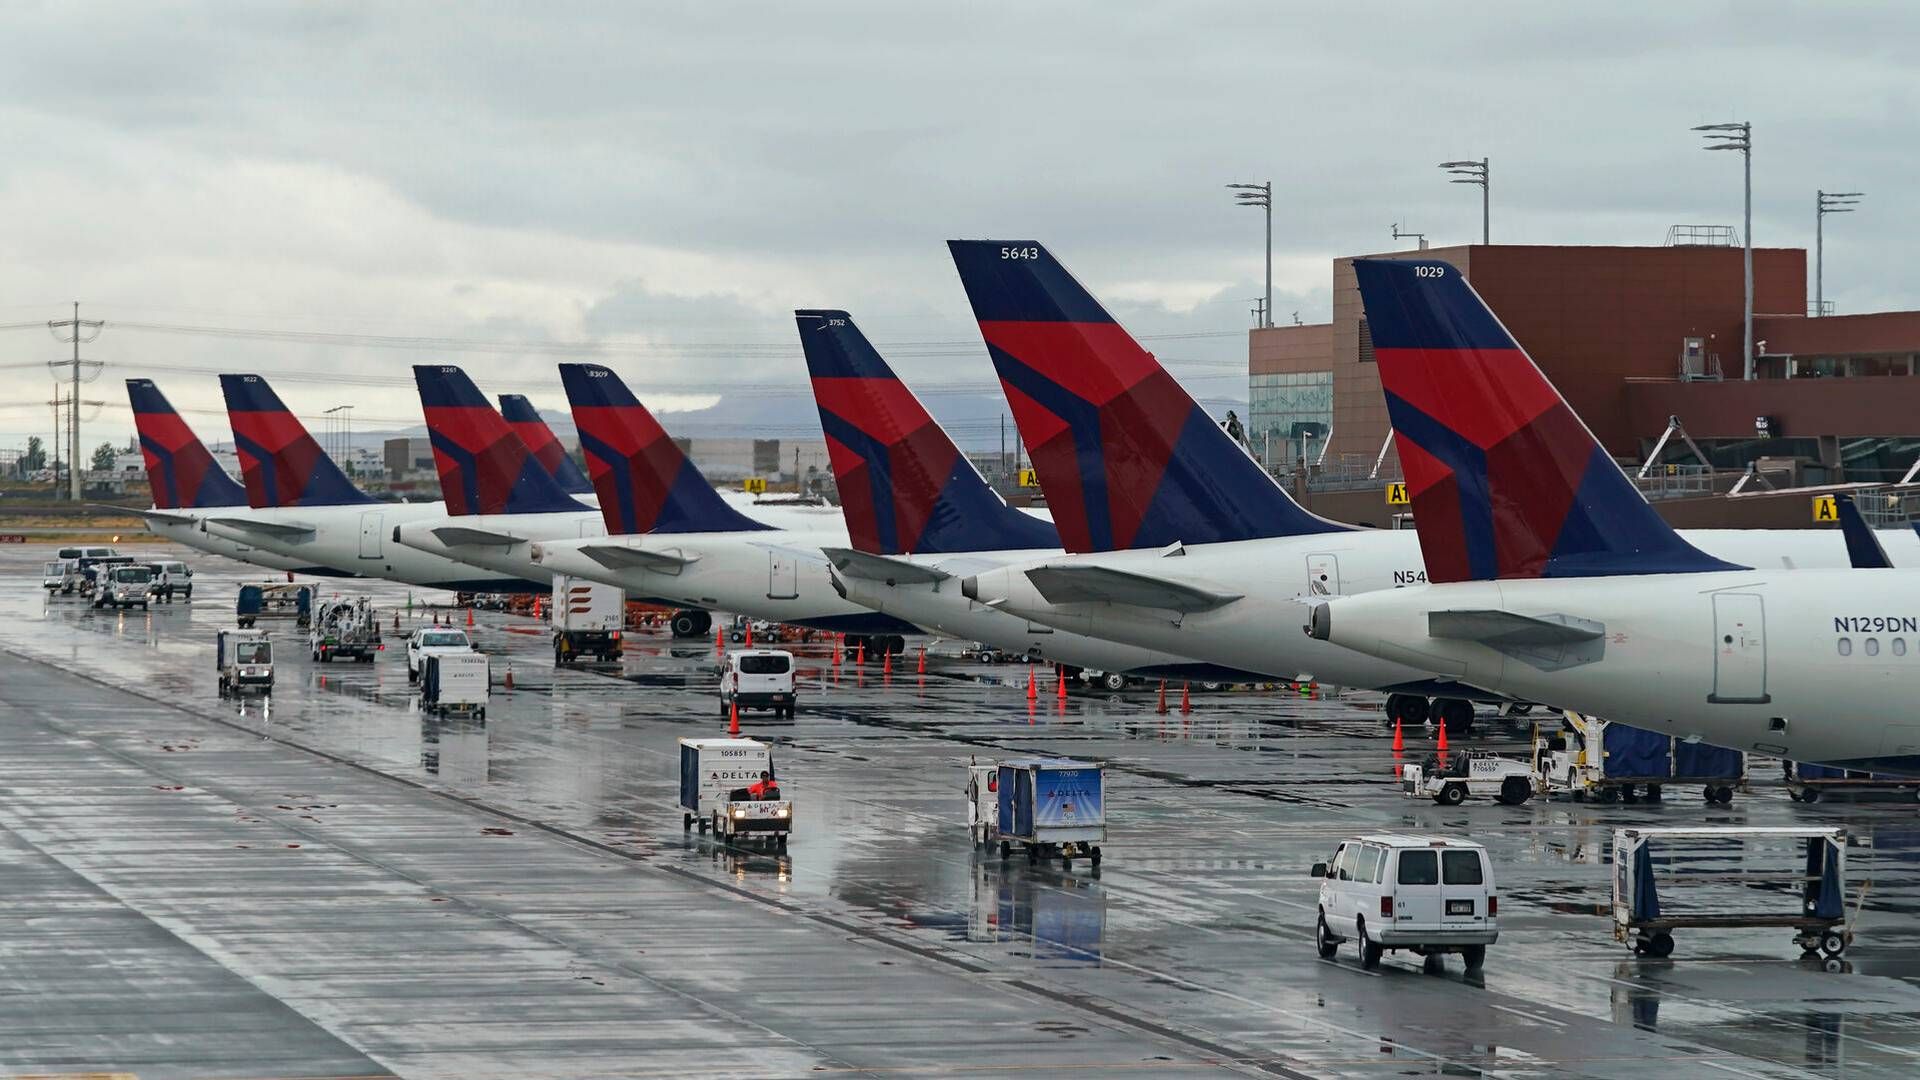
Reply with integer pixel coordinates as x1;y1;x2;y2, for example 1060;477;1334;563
430;525;528;548
113;506;198;526
1024;565;1241;613
1428;610;1604;647
576;544;698;572
205;516;317;539
821;547;951;585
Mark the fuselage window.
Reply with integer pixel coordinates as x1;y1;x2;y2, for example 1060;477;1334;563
1837;637;1853;657
1866;638;1882;657
1895;638;1909;657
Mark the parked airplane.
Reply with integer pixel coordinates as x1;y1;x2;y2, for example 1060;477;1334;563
798;308;1246;683
1309;256;1920;773
198;373;544;592
528;362;920;648
125;378;348;575
498;393;597;498
945;240;1920;730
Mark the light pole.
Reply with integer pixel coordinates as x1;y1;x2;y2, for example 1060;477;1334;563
1816;190;1863;317
1695;122;1752;378
1228;181;1272;328
1439;159;1489;244
325;404;354;473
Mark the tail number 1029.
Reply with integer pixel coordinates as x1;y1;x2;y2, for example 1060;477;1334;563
1001;246;1039;260
1414;266;1446;278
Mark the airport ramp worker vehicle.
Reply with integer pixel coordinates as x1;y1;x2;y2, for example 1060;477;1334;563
1533;713;1746;805
1613;826;1851;964
720;649;797;719
216;628;274;697
93;563;153;610
990;758;1105;868
309;596;382;662
420;652;489;718
1311;835;1498;971
967;760;1000;846
1399;752;1533;806
678;737;791;849
42;560;71;591
407;626;474;683
551;575;623;664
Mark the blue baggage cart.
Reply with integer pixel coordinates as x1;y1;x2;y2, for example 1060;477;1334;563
991;757;1105;868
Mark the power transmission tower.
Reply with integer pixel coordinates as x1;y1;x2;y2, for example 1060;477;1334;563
48;302;104;500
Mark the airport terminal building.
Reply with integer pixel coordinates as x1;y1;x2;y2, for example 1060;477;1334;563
1252;240;1920;496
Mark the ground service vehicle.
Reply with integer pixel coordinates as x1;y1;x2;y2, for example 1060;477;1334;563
93;564;153;610
1313;836;1497;971
309;597;382;662
720;649;797;719
216;628;274;696
420;652;489;717
408;627;474;683
146;560;192;601
69;554;133;594
551;575;623;663
1400;752;1533;806
42;560;70;590
990;758;1105;868
1532;715;1745;804
678;737;792;848
967;761;1000;845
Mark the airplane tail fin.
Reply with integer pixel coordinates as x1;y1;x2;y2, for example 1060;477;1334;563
947;239;1347;553
798;309;1058;554
498;394;595;496
127;378;248;509
557;363;770;535
218;374;374;508
414;366;588;517
1351;258;1740;582
1836;494;1892;569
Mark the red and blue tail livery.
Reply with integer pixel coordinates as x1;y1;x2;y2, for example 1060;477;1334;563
127;378;248;509
558;363;770;535
219;373;374;508
498;394;595;496
414;366;588;517
1352;258;1740;583
947;240;1347;554
798;309;1058;555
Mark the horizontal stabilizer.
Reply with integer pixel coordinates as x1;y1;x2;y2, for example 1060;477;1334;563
431;525;528;548
822;547;952;585
99;503;196;526
577;543;698;572
1428;609;1604;647
207;516;316;539
1024;564;1240;612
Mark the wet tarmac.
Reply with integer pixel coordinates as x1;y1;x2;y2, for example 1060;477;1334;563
4;542;1920;1077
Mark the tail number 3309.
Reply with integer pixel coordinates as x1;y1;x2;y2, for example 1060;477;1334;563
1001;247;1039;260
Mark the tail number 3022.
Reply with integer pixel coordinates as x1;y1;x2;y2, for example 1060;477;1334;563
1001;246;1039;260
1414;265;1445;278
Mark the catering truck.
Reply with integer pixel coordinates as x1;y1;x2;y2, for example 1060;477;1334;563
551;575;623;664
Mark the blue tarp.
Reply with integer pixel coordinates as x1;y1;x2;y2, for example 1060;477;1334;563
1806;838;1845;920
1631;843;1660;921
1798;762;1851;781
1672;740;1743;779
1603;723;1672;779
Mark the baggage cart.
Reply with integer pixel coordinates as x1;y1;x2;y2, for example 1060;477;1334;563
1786;761;1920;803
677;737;791;849
990;757;1105;868
1613;826;1852;965
1533;713;1745;804
421;652;489;718
967;760;999;846
237;583;315;629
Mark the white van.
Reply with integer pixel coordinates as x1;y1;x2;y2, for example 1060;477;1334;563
721;649;796;719
1311;834;1497;970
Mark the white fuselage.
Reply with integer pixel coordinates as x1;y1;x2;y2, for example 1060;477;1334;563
1315;568;1920;772
530;525;919;635
141;511;347;575
201;503;540;591
831;548;1233;676
962;528;1920;693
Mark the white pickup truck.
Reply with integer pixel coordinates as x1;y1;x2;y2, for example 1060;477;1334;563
407;627;474;684
93;564;154;610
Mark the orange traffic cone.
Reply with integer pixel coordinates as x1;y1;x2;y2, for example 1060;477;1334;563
728;698;740;736
1180;681;1192;715
883;649;892;675
1436;720;1450;755
1026;666;1038;702
534;594;543;620
1392;716;1405;752
917;647;926;674
833;634;843;666
745;622;753;648
856;640;865;666
1156;679;1168;714
466;607;474;627
504;664;515;691
1056;665;1067;701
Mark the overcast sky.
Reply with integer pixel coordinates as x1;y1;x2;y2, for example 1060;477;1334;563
3;2;1914;453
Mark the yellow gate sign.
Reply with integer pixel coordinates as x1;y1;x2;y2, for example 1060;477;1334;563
741;477;767;494
1017;468;1039;488
1812;494;1837;522
1385;481;1410;506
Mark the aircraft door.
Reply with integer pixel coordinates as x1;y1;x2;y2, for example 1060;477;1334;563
358;511;384;559
768;550;798;599
1709;592;1770;704
1306;553;1341;597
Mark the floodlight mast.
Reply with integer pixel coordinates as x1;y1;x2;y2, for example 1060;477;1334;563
1438;158;1489;244
1227;181;1272;328
1694;122;1752;377
1816;189;1863;316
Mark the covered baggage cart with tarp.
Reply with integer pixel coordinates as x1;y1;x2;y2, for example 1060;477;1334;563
1533;713;1745;804
237;583;315;629
991;757;1105;868
1612;826;1851;963
1786;761;1920;803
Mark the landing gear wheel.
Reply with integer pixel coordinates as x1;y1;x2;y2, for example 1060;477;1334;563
1439;782;1467;807
1316;916;1339;959
1497;777;1532;806
1462;944;1487;970
1402;695;1431;726
1437;698;1475;735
